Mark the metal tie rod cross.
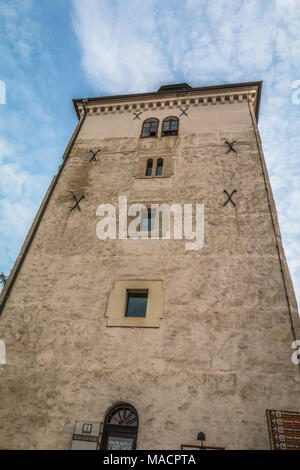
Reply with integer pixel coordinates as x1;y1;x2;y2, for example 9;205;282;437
223;189;237;207
70;195;85;212
179;107;189;116
225;140;237;153
89;148;101;162
133;112;142;120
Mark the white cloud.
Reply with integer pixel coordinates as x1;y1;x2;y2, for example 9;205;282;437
72;0;173;94
0;136;49;266
0;1;62;277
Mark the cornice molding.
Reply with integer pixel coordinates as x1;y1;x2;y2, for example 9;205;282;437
77;88;259;118
73;81;262;121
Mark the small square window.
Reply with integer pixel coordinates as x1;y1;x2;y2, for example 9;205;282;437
106;280;164;327
126;291;148;317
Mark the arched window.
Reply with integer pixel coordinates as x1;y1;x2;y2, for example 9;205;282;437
101;403;139;450
141;118;159;138
145;159;153;176
162;116;179;136
155;158;163;176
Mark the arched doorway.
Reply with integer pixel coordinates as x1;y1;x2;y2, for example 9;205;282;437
101;403;139;450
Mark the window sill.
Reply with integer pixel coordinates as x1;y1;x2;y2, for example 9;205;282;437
105;280;164;327
140;135;158;139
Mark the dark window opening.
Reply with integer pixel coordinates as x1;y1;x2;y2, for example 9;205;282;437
162;116;179;136
155;158;163;176
126;291;148;318
145;159;153;176
141;208;156;232
141;118;159;138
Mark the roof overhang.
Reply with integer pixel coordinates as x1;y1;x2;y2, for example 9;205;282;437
73;81;263;121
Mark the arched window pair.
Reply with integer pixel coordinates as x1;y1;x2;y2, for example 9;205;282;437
101;403;139;450
146;158;163;177
141;116;179;138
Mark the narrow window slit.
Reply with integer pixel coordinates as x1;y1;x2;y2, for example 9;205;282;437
156;158;163;176
145;159;153;176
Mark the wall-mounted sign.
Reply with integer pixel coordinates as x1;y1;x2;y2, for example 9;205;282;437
107;436;134;450
71;420;102;450
266;409;300;450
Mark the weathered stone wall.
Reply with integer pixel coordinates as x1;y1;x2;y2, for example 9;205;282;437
0;95;299;450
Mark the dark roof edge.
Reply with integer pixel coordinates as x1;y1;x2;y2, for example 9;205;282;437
73;81;263;121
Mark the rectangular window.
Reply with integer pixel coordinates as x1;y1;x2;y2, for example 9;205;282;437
106;280;164;327
125;291;148;317
141;209;156;232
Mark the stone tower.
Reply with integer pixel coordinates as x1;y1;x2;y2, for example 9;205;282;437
0;81;299;450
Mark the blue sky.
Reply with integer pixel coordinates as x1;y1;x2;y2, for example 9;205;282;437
0;0;300;305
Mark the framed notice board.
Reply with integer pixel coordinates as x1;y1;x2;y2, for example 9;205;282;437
266;409;300;450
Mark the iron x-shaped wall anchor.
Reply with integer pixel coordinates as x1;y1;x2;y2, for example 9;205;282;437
89;148;101;162
133;112;142;120
223;190;237;207
179;107;189;117
225;140;237;154
70;195;85;212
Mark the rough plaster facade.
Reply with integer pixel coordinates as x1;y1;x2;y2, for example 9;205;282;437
0;82;299;450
